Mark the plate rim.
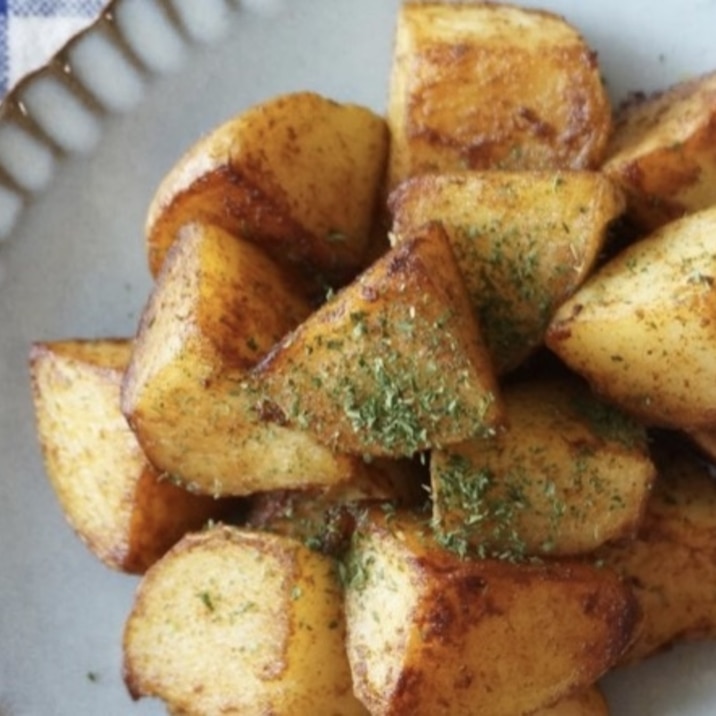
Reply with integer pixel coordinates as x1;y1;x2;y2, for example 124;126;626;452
0;0;239;245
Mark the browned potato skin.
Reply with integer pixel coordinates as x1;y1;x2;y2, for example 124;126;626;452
345;511;639;716
535;687;609;716
390;171;624;373
146;91;388;282
546;206;716;429
387;2;612;190
123;223;373;496
124;526;368;716
246;458;426;555
431;378;654;558
599;443;716;664
254;222;503;457
29;339;224;574
603;71;716;231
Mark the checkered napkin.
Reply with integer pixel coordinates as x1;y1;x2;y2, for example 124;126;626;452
0;0;105;96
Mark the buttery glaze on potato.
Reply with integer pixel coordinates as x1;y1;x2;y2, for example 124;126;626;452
345;511;639;716
387;2;612;189
603;70;716;231
146;91;388;283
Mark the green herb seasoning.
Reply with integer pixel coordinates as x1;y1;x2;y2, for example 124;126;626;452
570;394;645;448
454;221;555;370
432;453;529;561
338;547;376;592
198;591;216;612
281;297;494;455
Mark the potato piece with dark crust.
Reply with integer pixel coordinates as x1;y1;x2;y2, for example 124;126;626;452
387;2;611;190
390;171;624;373
599;443;716;664
254;222;503;457
603;71;716;231
344;511;639;716
124;527;368;716
431;378;654;558
146;91;388;283
123;222;374;496
546;206;716;429
29;339;225;574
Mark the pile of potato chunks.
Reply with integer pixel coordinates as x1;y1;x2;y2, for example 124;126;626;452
29;1;716;714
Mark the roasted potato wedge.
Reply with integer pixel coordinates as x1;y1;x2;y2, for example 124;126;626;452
546;206;716;429
29;339;224;573
146;91;388;282
599;442;716;664
123;222;374;496
344;511;639;716
390;171;624;372
254;222;503;457
603;70;716;231
431;378;654;558
386;2;611;190
124;526;367;715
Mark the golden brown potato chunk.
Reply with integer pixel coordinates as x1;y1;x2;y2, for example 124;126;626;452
124;527;368;716
599;442;716;664
390;171;624;372
254;222;503;457
123;223;374;496
146;91;388;282
546;206;716;429
386;2;611;189
603;70;716;231
431;378;654;558
344;511;639;716
29;339;224;574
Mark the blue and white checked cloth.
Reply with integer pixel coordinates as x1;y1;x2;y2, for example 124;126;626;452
0;0;105;97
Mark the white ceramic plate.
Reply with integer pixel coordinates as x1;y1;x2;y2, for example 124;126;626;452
1;0;715;713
